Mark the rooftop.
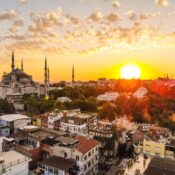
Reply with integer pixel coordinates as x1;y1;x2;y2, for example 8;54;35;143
55;136;79;146
144;158;175;175
61;116;87;125
19;125;39;130
42;156;76;171
0;150;30;169
75;135;100;154
144;131;170;143
41;137;60;146
29;129;66;140
32;114;48;120
0;114;30;122
89;122;114;134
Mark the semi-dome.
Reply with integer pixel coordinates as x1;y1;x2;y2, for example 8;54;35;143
2;68;33;85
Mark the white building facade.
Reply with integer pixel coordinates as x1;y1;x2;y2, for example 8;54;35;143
97;92;119;102
0;114;31;136
133;87;148;99
0;150;31;175
60;117;88;136
53;135;100;175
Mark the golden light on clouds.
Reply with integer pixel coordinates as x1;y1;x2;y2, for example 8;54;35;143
0;0;175;81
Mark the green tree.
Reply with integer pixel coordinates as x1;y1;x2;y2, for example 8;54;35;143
0;100;15;114
99;103;117;121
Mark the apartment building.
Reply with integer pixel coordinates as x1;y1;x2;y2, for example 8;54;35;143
53;135;100;175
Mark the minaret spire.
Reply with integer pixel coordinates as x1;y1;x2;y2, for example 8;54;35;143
21;59;23;71
44;57;48;84
47;67;50;84
72;64;75;83
11;51;15;71
44;57;49;98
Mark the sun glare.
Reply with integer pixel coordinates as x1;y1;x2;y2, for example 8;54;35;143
120;65;141;79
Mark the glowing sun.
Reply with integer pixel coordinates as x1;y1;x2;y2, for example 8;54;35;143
120;65;141;79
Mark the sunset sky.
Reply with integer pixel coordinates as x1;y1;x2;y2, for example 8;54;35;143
0;0;175;82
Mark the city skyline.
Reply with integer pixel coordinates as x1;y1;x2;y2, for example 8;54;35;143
0;0;175;82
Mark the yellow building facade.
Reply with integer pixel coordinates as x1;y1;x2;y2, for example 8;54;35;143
32;118;42;127
143;139;166;158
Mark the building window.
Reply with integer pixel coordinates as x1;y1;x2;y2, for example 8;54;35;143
76;155;79;161
54;169;58;175
88;161;91;168
92;159;94;164
64;152;67;158
84;155;87;161
155;146;161;150
48;167;53;173
92;149;94;154
84;164;87;171
88;151;91;157
95;155;98;161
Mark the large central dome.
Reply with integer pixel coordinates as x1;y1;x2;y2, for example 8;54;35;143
1;52;33;85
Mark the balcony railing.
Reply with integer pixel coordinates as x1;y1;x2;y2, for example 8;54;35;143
0;156;31;173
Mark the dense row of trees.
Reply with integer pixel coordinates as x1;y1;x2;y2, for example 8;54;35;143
55;99;97;112
22;84;175;130
23;96;55;116
149;81;175;98
23;89;98;115
49;86;111;100
99;92;175;129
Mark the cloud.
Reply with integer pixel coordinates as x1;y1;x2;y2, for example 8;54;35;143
1;1;175;57
28;7;62;33
4;33;26;40
19;0;28;5
14;18;24;27
127;10;137;21
8;26;18;34
88;10;103;22
155;0;170;7
8;18;24;34
0;10;17;21
112;1;120;8
65;14;81;25
105;13;119;22
140;13;158;20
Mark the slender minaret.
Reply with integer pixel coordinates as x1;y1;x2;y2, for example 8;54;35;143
11;51;15;71
47;67;50;84
21;59;23;71
44;57;49;97
44;57;48;85
72;64;75;83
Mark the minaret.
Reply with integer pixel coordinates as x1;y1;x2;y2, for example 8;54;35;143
72;64;75;83
44;57;48;85
11;51;15;71
44;57;49;98
21;59;23;71
47;67;50;85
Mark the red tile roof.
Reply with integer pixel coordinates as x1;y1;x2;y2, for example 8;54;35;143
32;114;48;120
75;135;100;154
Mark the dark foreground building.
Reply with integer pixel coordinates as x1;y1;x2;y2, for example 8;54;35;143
144;157;175;175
